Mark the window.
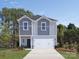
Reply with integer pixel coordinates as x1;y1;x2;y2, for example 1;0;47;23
41;22;46;31
23;21;28;30
22;39;25;43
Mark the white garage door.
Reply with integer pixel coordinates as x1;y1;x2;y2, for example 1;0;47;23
33;39;54;49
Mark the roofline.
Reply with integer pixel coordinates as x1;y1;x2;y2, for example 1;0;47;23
17;15;57;22
17;15;34;22
35;16;57;22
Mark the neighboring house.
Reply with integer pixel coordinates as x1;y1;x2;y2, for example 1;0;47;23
18;15;57;49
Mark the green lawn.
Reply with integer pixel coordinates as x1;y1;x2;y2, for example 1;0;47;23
59;51;79;59
0;48;30;59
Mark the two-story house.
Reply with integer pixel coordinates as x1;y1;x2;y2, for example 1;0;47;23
18;15;57;49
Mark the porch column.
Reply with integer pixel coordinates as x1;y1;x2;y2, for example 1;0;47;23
19;35;21;47
31;36;33;49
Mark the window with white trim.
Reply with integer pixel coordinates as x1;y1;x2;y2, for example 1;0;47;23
41;22;46;31
23;21;28;30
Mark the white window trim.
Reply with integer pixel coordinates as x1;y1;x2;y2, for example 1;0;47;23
23;21;28;31
41;22;46;31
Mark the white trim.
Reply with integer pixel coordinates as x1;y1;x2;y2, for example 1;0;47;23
31;36;32;49
49;21;51;35
19;21;21;47
19;36;21;47
23;21;28;31
32;22;33;35
31;22;33;49
19;35;32;36
56;22;57;45
17;15;34;22
41;22;46;31
17;15;56;22
35;16;54;22
36;22;38;35
19;35;56;36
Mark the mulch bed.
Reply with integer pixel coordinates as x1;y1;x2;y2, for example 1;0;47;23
56;48;76;52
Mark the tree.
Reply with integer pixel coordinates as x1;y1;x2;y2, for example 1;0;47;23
64;29;76;43
57;24;65;47
2;7;34;48
0;23;11;47
68;23;76;30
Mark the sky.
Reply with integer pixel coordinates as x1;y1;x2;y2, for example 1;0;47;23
0;0;79;27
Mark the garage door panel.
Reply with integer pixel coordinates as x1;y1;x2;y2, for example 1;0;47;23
34;39;54;49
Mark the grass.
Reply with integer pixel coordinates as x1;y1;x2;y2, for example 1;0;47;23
0;48;30;59
58;51;79;59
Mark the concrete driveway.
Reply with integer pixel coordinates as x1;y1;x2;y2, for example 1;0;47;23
23;49;65;59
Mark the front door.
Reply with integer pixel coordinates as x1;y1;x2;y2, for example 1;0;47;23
27;39;31;48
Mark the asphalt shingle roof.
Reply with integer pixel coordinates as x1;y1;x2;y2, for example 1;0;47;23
30;15;41;20
31;15;57;21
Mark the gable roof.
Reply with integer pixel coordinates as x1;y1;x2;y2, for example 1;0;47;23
17;15;34;22
17;15;57;22
31;15;57;21
35;15;57;22
30;15;41;20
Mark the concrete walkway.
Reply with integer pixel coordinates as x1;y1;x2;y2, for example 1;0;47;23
23;49;65;59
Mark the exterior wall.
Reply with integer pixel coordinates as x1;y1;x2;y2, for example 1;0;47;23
18;16;57;48
21;36;27;46
33;35;56;39
38;19;49;35
49;21;57;45
19;17;32;35
49;21;57;35
32;21;38;35
20;36;31;47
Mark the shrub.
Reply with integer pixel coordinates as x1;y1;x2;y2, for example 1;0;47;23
63;42;69;49
76;44;79;54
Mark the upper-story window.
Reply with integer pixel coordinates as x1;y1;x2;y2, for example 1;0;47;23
23;21;28;30
41;22;46;31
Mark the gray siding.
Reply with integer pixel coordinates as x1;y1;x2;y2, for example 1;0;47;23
19;18;32;35
49;21;57;35
38;19;49;35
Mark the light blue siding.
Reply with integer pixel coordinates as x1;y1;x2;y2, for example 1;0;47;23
19;17;32;35
38;19;49;35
